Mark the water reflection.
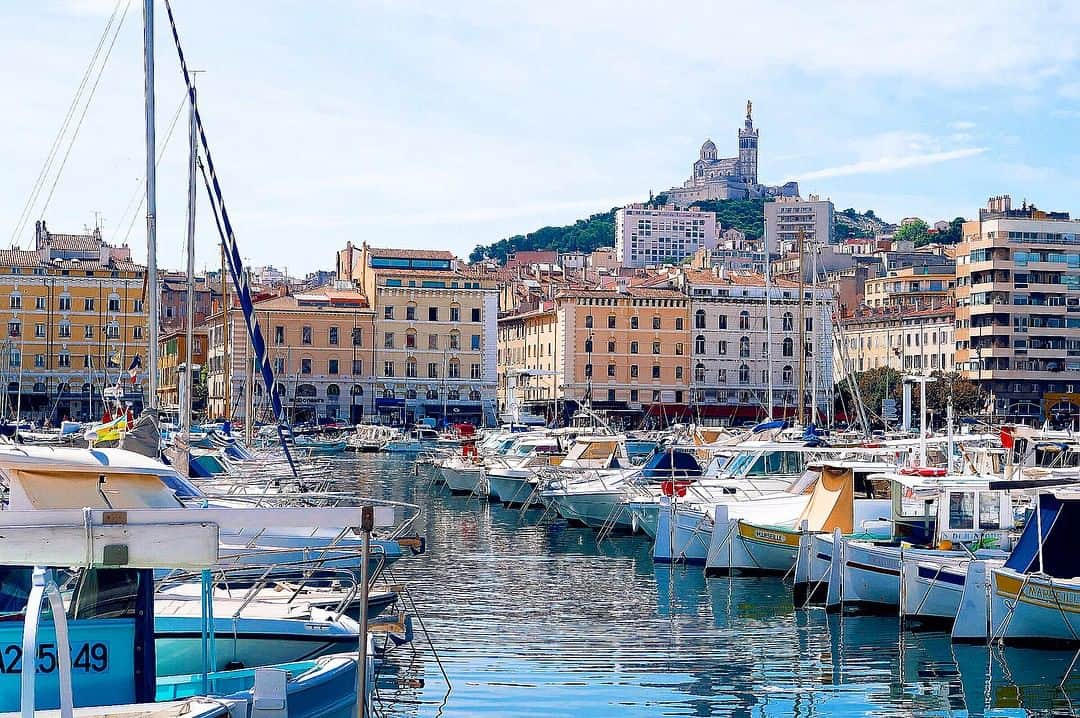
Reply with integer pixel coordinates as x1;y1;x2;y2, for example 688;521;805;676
342;455;1080;717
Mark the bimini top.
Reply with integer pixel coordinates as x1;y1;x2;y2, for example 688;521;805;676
1004;493;1080;577
0;444;189;510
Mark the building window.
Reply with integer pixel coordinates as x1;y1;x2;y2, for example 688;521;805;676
585;315;593;329
472;308;481;322
782;312;793;332
630;341;639;354
384;332;394;349
630;389;639;403
8;350;19;368
675;366;684;380
607;389;616;402
384;361;395;377
58;352;70;368
652;365;661;379
329;327;339;345
428;362;438;378
275;326;285;344
60;296;73;311
427;334;438;350
133;299;145;313
607;315;616;329
718;341;727;355
274;358;285;374
301;358;311;374
406;332;417;349
450;332;460;350
740;336;750;358
695;335;705;354
471;334;480;350
106;324;119;339
607;363;616;377
652;316;661;330
406;304;416;321
352;327;363;346
352;359;363;375
58;322;71;338
406;359;417;377
630;364;639;378
450;306;460;322
104;297;117;312
34;354;45;368
448;388;460;400
675;343;684;356
383;305;395;320
35;296;45;310
8;294;20;310
739;311;750;330
83;298;94;311
739;364;750;384
695;310;706;329
718;315;727;330
133;326;143;339
471;363;481;379
782;337;794;357
652;341;661;354
6;321;18;339
428;306;438;322
448;360;460;379
695;363;706;383
32;323;44;338
584;363;593;378
328;359;339;375
302;326;312;345
631;316;639;330
83;354;92;369
675;317;684;331
783;365;793;384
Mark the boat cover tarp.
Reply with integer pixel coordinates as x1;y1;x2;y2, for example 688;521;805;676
7;468;180;510
1003;493;1080;577
642;449;702;479
121;408;161;460
797;465;854;534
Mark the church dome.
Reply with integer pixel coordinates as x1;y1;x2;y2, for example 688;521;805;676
700;139;717;158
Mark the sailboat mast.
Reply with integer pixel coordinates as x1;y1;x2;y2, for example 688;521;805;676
810;238;818;425
143;0;159;409
183;80;197;436
763;218;774;419
796;228;806;425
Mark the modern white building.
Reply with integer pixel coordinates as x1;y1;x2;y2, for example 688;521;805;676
614;204;719;268
765;194;836;254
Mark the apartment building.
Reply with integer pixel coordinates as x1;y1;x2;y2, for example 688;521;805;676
764;194;835;254
956;195;1080;422
614;204;719;268
863;264;956;309
157;327;208;412
339;244;499;426
838;304;955;377
160;272;218;332
0;223;147;422
496;301;560;419
555;281;691;423
205;285;375;424
672;267;833;424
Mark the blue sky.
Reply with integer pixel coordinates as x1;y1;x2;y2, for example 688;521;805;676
3;1;1080;273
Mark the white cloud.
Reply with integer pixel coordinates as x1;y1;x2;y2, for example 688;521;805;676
800;148;987;180
950;120;977;130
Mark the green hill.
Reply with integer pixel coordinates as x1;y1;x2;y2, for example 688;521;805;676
469;197;768;265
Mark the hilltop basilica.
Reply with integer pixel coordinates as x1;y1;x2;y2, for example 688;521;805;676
664;101;798;204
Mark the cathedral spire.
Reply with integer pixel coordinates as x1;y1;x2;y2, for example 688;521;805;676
745;99;753;129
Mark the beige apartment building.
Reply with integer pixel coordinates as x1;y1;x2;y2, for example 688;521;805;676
496;301;560;414
838;304;956;378
156;328;209;412
206;286;375;424
338;243;499;426
956;195;1080;422
864;265;955;309
0;223;147;422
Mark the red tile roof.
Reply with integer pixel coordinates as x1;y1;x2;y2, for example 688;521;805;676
44;234;102;252
367;247;455;260
0;250;44;267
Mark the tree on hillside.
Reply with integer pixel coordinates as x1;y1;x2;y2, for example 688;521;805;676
893;218;931;247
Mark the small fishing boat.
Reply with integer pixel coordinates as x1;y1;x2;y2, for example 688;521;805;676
294;434;348;456
383;426;440;453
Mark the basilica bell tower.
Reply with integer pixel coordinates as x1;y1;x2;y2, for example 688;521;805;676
738;99;759;186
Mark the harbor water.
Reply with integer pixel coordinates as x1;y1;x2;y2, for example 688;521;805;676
352;454;1080;717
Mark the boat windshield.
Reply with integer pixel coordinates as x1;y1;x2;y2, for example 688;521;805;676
158;472;203;500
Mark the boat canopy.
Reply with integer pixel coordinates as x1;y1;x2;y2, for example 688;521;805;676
5;466;185;510
1003;493;1080;577
641;449;702;479
797;465;855;534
